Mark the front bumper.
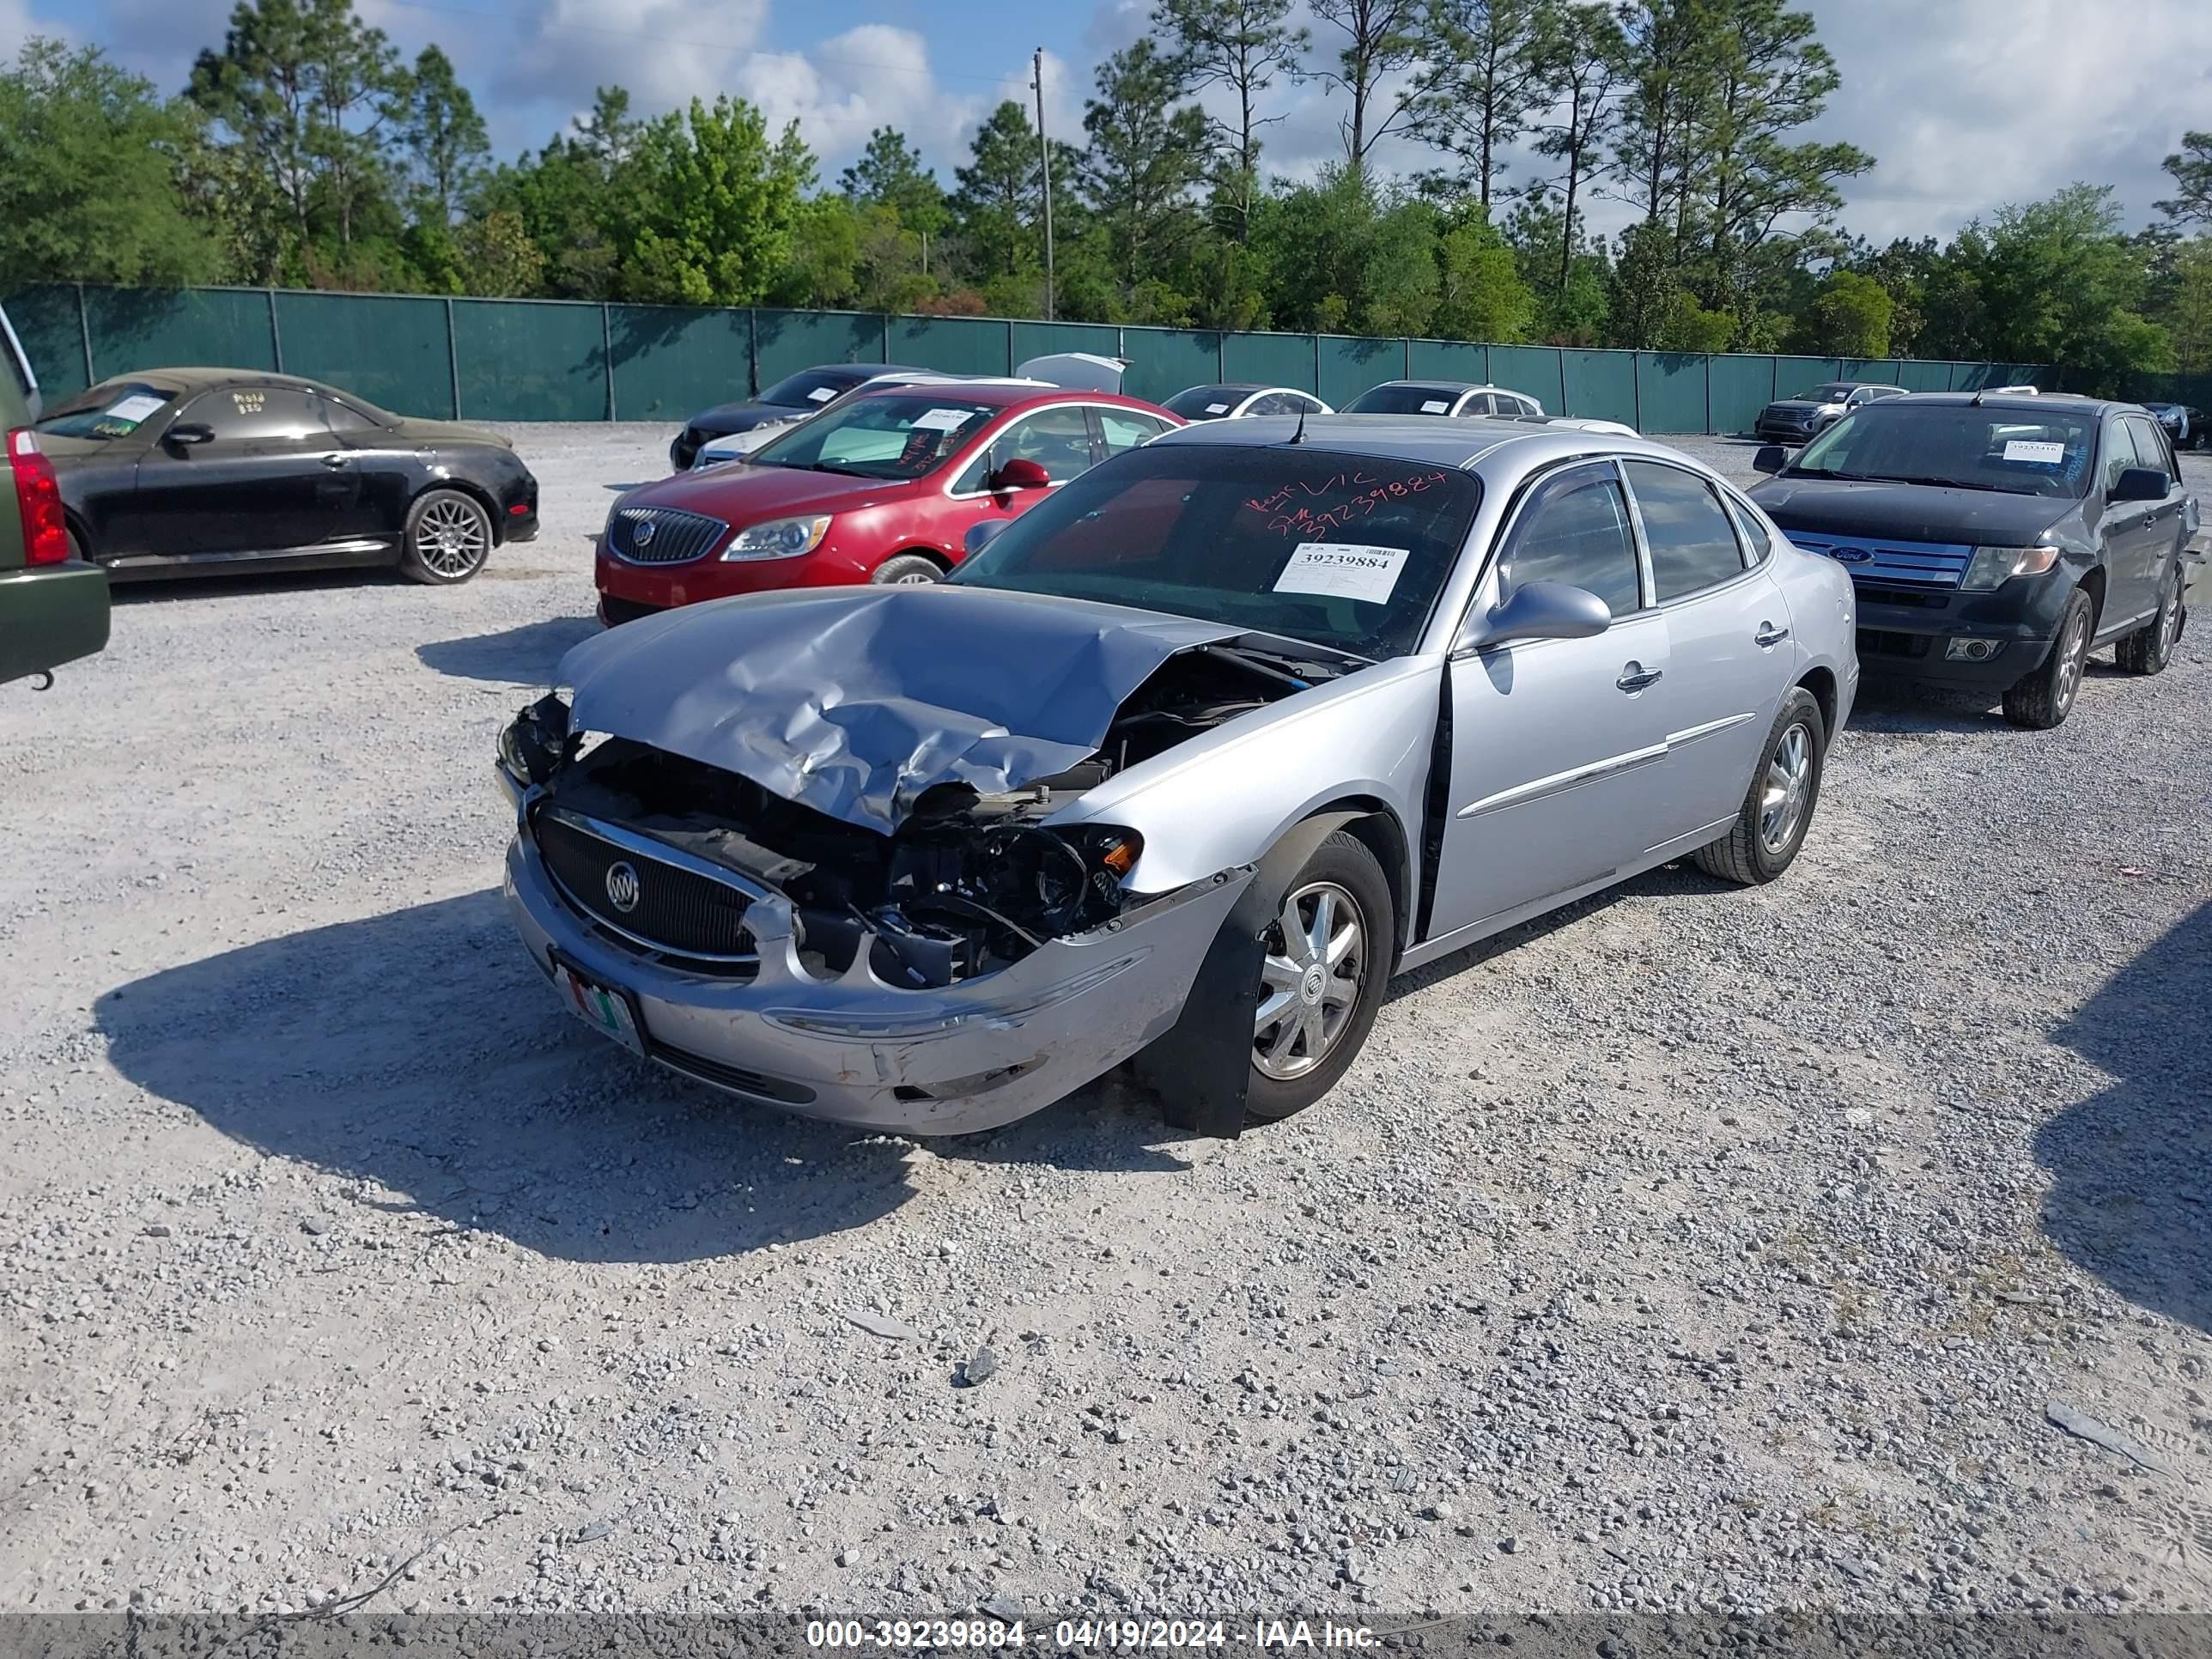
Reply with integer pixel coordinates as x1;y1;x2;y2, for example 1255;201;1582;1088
1850;574;2075;691
501;799;1254;1135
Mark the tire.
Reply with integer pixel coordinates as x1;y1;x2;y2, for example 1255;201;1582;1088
1692;686;1826;886
2002;586;2094;729
870;553;942;585
401;489;493;585
1245;830;1394;1123
2115;558;2185;676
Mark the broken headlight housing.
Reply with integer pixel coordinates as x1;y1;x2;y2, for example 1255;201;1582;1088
499;692;572;791
720;515;831;561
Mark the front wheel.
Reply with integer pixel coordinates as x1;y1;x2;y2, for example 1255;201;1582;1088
870;554;942;585
2002;586;2094;729
402;489;492;585
1692;686;1827;885
1245;830;1394;1123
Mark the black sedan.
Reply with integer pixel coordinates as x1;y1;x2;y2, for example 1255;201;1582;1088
36;368;538;586
668;363;927;471
2142;402;2209;451
1751;392;2193;729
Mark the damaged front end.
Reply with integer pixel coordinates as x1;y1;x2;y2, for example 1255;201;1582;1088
495;589;1340;1132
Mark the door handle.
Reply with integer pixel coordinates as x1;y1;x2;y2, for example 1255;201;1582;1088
321;453;350;470
1616;663;1663;693
1754;622;1790;648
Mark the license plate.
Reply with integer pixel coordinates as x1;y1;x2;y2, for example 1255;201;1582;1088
550;957;646;1056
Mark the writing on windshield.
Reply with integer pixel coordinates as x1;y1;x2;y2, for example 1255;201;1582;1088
1244;467;1454;538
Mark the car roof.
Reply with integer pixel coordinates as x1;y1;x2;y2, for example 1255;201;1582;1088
101;367;335;395
1176;382;1269;397
1149;413;1698;477
842;381;1164;413
1892;391;2114;413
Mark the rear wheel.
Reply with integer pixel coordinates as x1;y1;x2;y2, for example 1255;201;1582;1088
402;489;492;585
2116;559;2184;676
871;554;941;585
1245;830;1393;1123
2002;587;2094;729
1692;686;1826;885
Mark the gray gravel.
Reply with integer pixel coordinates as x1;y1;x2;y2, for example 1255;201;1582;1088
1;423;2207;1620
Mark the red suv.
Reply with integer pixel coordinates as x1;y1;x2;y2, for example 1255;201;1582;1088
596;383;1180;622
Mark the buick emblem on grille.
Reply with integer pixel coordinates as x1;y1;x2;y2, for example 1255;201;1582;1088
605;861;642;913
631;518;656;548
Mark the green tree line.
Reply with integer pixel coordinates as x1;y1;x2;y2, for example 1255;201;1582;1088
1;0;2206;386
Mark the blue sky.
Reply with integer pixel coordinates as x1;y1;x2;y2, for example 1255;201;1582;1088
10;0;2211;244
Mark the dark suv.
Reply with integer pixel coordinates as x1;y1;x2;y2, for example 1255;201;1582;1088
0;304;107;685
1750;392;2196;729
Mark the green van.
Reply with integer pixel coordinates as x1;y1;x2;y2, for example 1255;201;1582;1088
0;301;108;685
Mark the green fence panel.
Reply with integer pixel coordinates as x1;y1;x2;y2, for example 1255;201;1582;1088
1407;338;1487;386
1561;349;1637;424
1316;336;1403;409
1488;345;1565;412
83;285;277;386
1772;356;1840;397
604;305;751;422
1120;327;1222;403
1895;358;1949;392
452;298;604;422
1709;356;1775;434
1632;354;1707;434
1007;319;1121;370
753;308;884;392
891;315;1012;379
1223;331;1319;394
4;284;89;401
1837;358;1895;384
275;290;453;418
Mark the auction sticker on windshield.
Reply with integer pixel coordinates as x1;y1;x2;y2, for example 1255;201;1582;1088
1421;399;1449;413
1274;542;1408;604
105;393;168;426
2003;439;2066;465
909;407;977;432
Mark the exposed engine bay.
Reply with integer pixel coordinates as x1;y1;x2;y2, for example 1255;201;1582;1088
504;640;1344;989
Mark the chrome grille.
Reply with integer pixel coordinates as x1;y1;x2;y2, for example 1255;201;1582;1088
532;808;757;968
606;506;727;565
1790;532;1973;590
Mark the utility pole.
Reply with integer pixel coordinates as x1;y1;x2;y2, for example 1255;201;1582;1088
1033;46;1055;323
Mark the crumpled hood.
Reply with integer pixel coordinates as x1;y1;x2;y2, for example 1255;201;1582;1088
1751;477;2075;545
556;586;1242;835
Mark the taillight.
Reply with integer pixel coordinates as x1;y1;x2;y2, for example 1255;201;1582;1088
9;429;68;567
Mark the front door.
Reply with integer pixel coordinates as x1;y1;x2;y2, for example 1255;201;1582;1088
941;405;1103;562
1428;461;1675;939
137;386;361;557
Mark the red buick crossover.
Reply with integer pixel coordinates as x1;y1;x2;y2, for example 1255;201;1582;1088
594;383;1181;622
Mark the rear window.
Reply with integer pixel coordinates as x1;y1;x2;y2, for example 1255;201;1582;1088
1788;402;2097;498
1346;385;1465;416
954;444;1480;659
35;380;178;440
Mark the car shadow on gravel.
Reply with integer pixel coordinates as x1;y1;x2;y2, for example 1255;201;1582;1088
94;890;1188;1265
109;568;409;604
2035;898;2212;1334
416;617;601;684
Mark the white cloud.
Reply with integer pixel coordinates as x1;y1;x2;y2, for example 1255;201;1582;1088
490;0;773;124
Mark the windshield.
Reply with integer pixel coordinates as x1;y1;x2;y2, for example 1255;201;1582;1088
1163;386;1243;419
1789;403;2096;498
757;367;873;410
743;392;999;480
1795;383;1857;404
952;444;1481;659
1346;384;1465;416
35;380;178;440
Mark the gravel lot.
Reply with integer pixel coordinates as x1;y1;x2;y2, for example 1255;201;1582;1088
2;424;2208;1623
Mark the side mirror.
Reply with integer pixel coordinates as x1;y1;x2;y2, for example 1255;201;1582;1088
1457;580;1612;653
1753;444;1788;475
164;422;215;449
989;457;1051;492
963;520;1008;558
2111;465;2169;504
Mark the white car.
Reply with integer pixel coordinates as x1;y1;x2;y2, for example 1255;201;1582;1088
1162;384;1334;422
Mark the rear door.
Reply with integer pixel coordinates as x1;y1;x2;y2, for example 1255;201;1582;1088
2120;413;2189;601
137;386;362;556
1619;458;1789;844
1429;461;1674;939
2093;416;2160;626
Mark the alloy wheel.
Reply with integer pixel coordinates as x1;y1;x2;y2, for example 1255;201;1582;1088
417;498;489;577
1253;880;1366;1081
1759;721;1814;855
2055;607;2089;714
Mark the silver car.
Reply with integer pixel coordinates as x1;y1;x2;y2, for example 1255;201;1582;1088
497;419;1857;1137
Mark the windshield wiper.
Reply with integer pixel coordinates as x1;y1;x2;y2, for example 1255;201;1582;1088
805;461;880;478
